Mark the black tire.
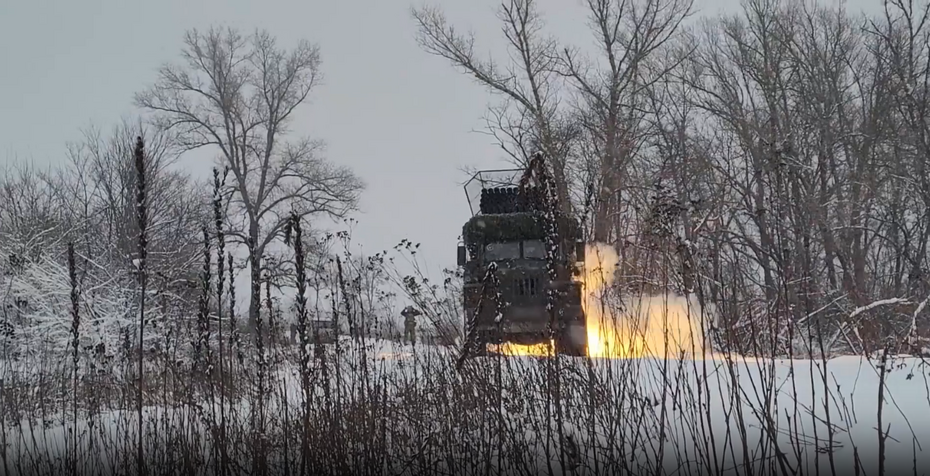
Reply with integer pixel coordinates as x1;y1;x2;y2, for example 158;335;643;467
556;339;587;357
464;331;494;358
555;327;588;357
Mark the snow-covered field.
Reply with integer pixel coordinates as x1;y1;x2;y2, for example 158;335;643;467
3;338;930;476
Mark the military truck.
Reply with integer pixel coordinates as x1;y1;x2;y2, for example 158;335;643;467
456;156;588;357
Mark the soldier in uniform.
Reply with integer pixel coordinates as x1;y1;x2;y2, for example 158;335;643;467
401;305;422;345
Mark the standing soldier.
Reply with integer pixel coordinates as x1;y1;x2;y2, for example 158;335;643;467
401;305;422;345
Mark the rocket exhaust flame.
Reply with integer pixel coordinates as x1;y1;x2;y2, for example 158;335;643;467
582;242;706;359
488;243;707;359
487;341;554;357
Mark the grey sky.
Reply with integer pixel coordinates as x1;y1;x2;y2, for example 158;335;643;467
1;0;875;296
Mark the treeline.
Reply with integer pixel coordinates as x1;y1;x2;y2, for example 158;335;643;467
3;0;930;364
414;0;930;356
0;28;382;370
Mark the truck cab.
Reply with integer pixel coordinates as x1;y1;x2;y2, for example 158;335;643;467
457;169;588;356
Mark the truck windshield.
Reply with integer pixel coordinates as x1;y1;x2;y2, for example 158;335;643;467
485;242;521;260
483;241;548;260
522;240;546;259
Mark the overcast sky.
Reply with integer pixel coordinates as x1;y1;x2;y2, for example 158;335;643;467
0;0;876;310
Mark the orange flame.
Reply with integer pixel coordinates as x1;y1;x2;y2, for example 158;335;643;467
487;243;706;359
582;242;706;359
487;341;554;357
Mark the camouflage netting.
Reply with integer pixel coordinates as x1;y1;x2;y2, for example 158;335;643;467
462;211;581;247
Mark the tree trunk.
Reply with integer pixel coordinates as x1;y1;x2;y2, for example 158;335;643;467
248;222;262;332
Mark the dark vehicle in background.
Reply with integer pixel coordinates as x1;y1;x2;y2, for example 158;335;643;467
457;165;588;357
309;318;337;345
290;318;337;346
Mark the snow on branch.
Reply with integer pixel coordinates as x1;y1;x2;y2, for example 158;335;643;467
908;293;930;341
849;298;911;319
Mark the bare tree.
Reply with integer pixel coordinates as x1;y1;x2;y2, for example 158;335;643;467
658;0;930;355
64;120;206;276
0;162;64;249
562;0;693;243
135;27;365;329
870;0;930;296
0;121;208;364
412;0;577;214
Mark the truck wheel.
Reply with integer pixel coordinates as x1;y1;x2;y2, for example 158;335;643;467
466;332;492;358
556;324;588;357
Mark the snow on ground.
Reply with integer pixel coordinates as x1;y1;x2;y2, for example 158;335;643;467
4;338;930;475
353;340;930;475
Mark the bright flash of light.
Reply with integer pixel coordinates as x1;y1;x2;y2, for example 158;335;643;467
484;242;708;359
487;340;554;357
581;242;707;359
